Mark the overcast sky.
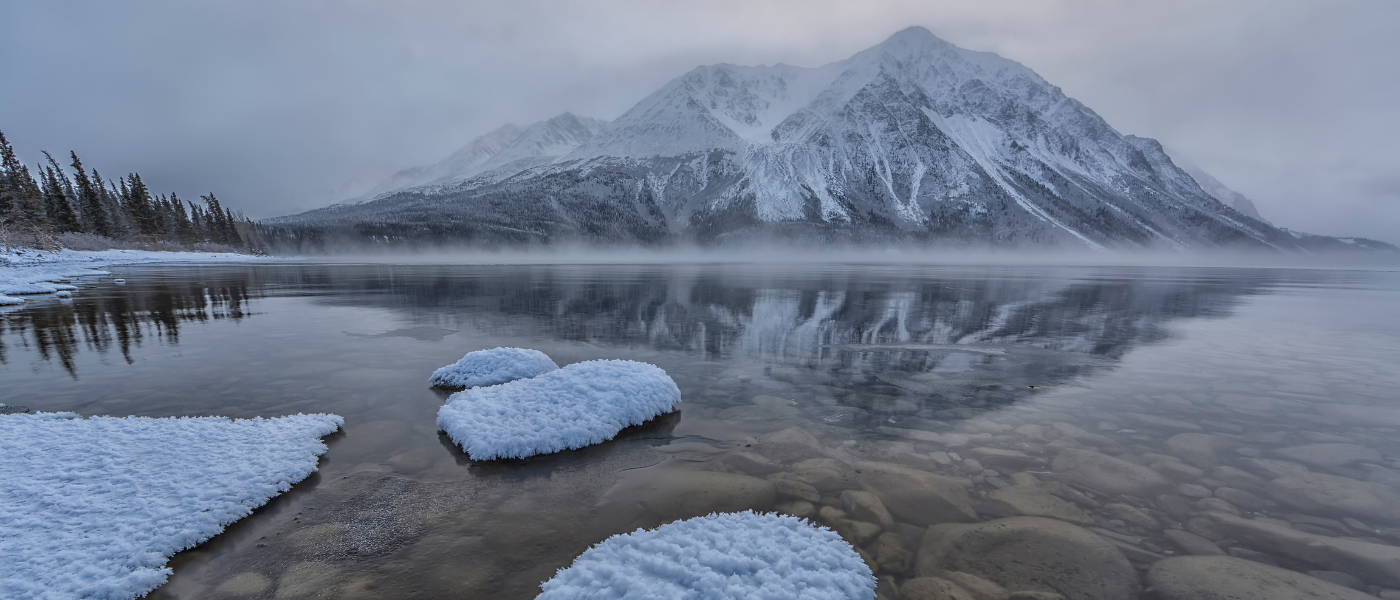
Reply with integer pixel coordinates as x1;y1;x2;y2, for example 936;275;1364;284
2;0;1396;242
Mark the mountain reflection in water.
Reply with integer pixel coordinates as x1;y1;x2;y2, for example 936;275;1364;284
10;263;1392;600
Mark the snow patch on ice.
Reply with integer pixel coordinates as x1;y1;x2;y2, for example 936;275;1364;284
538;511;875;600
0;247;271;297
437;359;680;460
429;347;560;389
0;412;343;600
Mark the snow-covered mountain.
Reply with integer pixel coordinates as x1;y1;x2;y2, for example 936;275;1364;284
353;113;607;199
272;27;1376;251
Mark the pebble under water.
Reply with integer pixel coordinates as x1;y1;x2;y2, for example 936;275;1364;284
2;262;1399;600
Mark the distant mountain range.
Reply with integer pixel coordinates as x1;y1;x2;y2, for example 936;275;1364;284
267;27;1394;252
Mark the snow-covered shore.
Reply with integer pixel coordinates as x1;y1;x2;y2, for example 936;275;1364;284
0;247;275;305
0;411;343;600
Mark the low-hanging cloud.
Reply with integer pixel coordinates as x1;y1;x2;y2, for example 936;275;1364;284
1;0;1396;242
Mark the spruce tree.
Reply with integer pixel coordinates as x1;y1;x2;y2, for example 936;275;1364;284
202;193;228;244
70;152;112;236
124;173;156;235
170;193;193;243
223;207;244;247
91;170;128;239
40;163;80;233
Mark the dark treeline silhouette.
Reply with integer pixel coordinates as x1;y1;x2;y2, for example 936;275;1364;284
0;129;262;252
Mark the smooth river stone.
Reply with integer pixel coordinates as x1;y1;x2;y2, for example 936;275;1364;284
854;461;976;526
917;517;1139;600
983;485;1094;525
1165;433;1235;469
1204;511;1400;587
1266;471;1400;525
1148;556;1376;600
1271;443;1383;469
1316;403;1400;428
1051;448;1175;498
752;426;828;463
1122;412;1202;432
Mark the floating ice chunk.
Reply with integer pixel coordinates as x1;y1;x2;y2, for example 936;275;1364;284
55;290;72;298
429;346;560;389
0;294;22;305
0;412;343;599
538;511;875;600
437;359;680;460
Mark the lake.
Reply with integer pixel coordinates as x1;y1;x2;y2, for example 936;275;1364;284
3;262;1399;599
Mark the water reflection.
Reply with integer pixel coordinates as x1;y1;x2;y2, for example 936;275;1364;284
0;272;256;376
7;263;1394;600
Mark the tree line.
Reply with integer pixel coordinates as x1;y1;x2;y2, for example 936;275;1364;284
0;129;259;252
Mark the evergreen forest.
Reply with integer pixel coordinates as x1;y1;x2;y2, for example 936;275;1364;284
0;129;260;253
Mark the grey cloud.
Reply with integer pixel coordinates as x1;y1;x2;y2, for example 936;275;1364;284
1;0;1396;242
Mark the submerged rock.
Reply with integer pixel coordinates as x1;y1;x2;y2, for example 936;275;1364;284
1266;472;1400;525
916;517;1139;600
1272;444;1383;469
1162;529;1225;556
1204;511;1400;587
854;462;976;527
982;485;1093;525
900;577;978;600
754;426;828;464
842;490;895;530
1147;556;1376;600
1051;448;1175;498
598;470;776;529
1165;433;1234;469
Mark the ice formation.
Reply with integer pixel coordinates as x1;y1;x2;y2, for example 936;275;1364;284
437;359;680;460
0;412;343;600
538;511;875;600
429;346;560;389
0;246;270;301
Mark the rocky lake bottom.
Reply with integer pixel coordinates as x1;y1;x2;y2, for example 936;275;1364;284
2;262;1398;600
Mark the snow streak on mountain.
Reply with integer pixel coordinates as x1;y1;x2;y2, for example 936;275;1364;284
269;27;1372;251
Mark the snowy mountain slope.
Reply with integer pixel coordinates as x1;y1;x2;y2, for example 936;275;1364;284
354;113;606;201
1172;157;1267;222
272;27;1344;251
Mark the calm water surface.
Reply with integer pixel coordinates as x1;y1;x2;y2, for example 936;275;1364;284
3;263;1399;599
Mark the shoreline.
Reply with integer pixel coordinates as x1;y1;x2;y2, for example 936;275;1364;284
0;247;277;306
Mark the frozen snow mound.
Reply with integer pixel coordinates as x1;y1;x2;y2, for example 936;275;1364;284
538;511;875;600
437;359;680;460
429;346;559;389
0;412;343;600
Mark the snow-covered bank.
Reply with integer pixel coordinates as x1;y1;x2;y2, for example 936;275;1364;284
0;247;274;305
538;511;875;599
0;411;343;600
437;359;680;460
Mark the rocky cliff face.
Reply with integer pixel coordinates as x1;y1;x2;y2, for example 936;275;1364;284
269;28;1358;251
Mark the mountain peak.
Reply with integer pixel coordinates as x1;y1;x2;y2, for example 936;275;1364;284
873;26;952;53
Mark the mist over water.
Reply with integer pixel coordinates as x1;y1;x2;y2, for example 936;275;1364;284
3;261;1398;598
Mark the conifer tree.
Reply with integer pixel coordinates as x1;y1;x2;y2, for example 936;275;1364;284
124;173;157;235
91;170;128;238
202;193;228;244
223;206;244;247
170;193;193;242
70;152;112;236
40;157;80;233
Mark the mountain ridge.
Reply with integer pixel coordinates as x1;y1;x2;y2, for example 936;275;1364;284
270;27;1391;253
